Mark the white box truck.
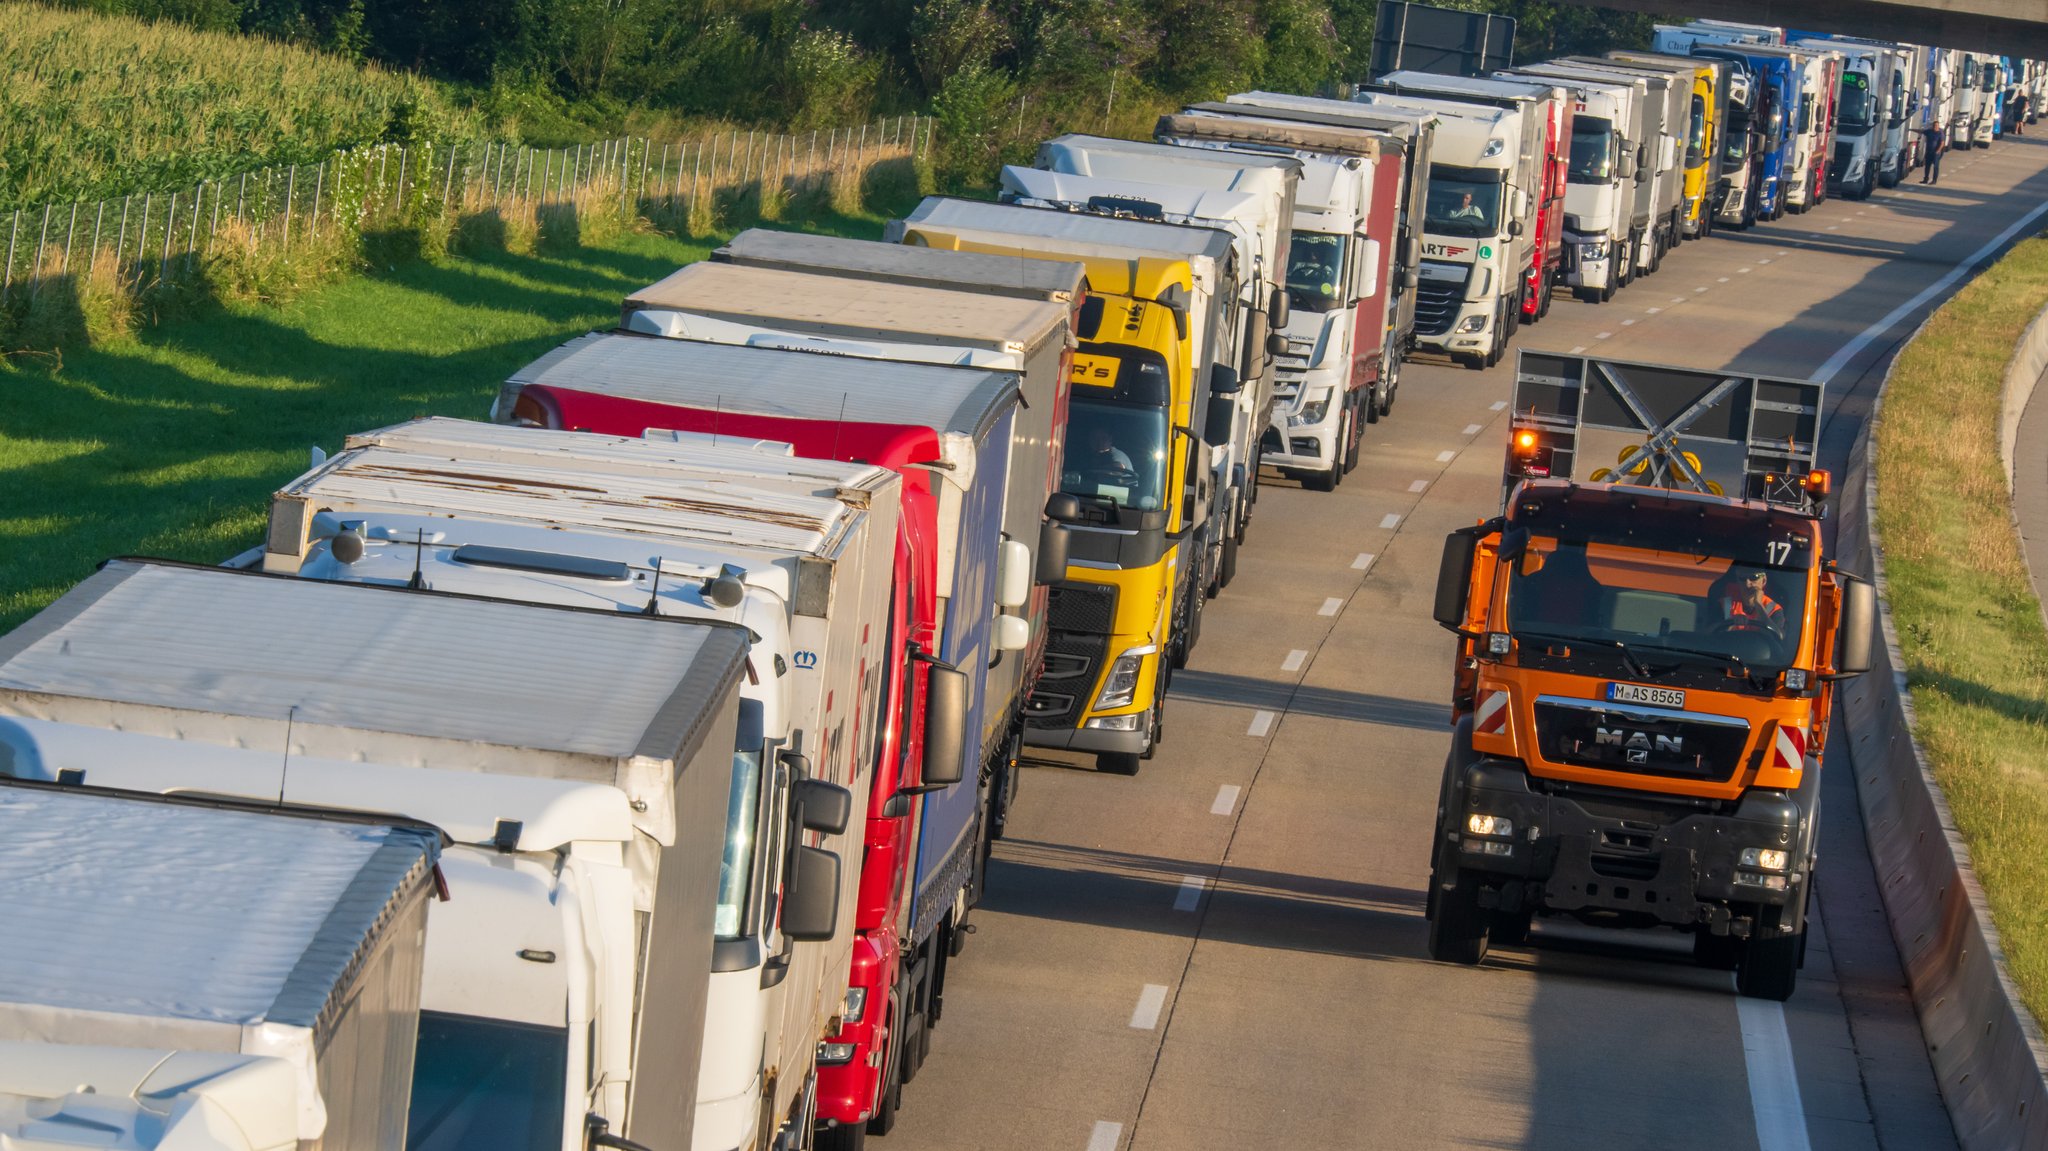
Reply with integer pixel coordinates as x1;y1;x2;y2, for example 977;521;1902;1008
1554;57;1690;268
0;779;439;1151
0;558;764;1151
1498;68;1636;301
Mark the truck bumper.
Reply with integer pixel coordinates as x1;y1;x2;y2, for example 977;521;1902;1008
1420;299;1493;357
1023;709;1154;755
1445;760;1806;928
815;931;898;1126
1261;390;1342;476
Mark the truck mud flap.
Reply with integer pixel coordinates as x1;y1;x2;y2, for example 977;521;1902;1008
1540;837;1700;926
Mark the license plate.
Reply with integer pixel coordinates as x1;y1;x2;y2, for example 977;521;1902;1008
1608;682;1684;709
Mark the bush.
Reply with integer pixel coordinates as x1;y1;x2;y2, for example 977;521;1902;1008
930;63;1017;191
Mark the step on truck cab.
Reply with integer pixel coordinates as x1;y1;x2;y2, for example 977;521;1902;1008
1350;90;1535;369
259;418;908;1151
888;196;1230;774
494;334;1028;1122
1374;72;1571;326
1154;106;1414;490
1427;352;1877;1000
0;558;760;1151
0;779;440;1151
1553;57;1690;268
1605;52;1729;239
1497;68;1637;301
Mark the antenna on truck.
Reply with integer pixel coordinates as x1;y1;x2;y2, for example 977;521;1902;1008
641;559;664;616
407;529;427;590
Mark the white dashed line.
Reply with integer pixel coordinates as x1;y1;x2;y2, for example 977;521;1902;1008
1462;423;1483;436
1596;331;1613;339
1490;400;1508;411
1621;319;1638;326
1758;258;1772;265
1407;479;1429;493
1719;276;1730;283
1379;512;1403;529
1318;597;1344;616
1211;784;1241;815
1436;449;1456;463
1130;984;1169;1029
1671;296;1685;304
1738;267;1752;274
1646;307;1661;314
1569;345;1588;354
1173;876;1209;912
1089;1121;1123;1151
1281;649;1307;672
1352;552;1376;571
1247;710;1275;737
1827;224;1840;231
1694;286;1708;293
1777;250;1789;256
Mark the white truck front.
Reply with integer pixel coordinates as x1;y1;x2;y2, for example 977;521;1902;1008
1503;71;1632;301
1807;44;1884;197
0;558;767;1151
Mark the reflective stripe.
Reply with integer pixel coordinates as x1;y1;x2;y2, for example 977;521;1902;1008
1475;689;1510;734
1772;723;1805;772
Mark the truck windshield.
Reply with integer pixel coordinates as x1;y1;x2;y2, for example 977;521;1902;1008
1424;168;1503;237
1286;231;1348;311
407;1012;568;1151
1064;394;1170;511
717;699;767;939
1839;80;1875;129
1506;538;1811;673
1688;96;1707;159
1568;118;1616;182
1723;110;1753;162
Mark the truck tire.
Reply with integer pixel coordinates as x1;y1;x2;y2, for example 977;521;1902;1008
1427;858;1491;965
1341;397;1364;474
1491;906;1533;946
1536;270;1554;319
863;990;906;1136
1218;529;1239;589
1736;902;1802;1001
1573;286;1600;304
818;1120;866;1151
1376;347;1400;418
1305;413;1344;491
1098;751;1141;775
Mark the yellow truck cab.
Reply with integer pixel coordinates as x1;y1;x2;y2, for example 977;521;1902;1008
891;198;1222;774
1610;52;1728;239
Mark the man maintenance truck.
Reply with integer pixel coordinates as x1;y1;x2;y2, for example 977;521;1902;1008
1427;352;1876;1000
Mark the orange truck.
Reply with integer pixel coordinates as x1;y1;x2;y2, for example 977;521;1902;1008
1428;351;1875;999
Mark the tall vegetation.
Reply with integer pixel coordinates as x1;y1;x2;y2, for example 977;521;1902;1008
1;2;486;209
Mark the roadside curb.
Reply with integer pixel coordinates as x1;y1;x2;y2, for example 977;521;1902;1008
2000;302;2048;488
1841;311;2048;1151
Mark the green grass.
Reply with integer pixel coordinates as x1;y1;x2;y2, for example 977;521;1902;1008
1874;235;2048;1029
0;191;910;634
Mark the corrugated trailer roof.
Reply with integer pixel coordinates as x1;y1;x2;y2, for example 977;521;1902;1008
1000;167;1263;222
504;332;1020;449
0;560;749;842
1157;111;1387;158
623;262;1065;353
715;229;1085;302
281;417;888;558
894;196;1236;265
0;781;435;1103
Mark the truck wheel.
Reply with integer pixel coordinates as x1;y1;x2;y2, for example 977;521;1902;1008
1098;751;1141;775
1376;349;1399;417
1218;529;1239;589
1305;411;1345;491
1491;906;1533;946
818;1119;867;1151
1341;399;1364;473
1427;860;1491;966
1537;270;1554;319
1736;903;1802;1001
1692;930;1743;971
1573;286;1599;303
863;990;905;1136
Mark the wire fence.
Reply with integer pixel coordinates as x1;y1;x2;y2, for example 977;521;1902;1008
0;114;931;304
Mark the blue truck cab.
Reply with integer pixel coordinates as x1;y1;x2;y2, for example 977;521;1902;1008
1695;47;1797;220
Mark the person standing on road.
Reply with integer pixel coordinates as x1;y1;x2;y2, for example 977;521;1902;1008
1919;122;1947;185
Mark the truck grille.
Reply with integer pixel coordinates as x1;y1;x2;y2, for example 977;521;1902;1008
1533;699;1751;783
1830;141;1851;182
1271;336;1316;398
1414;271;1468;337
1025;583;1118;730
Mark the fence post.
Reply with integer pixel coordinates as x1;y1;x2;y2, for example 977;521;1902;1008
4;210;18;298
856;123;867;180
253;171;269;243
493;143;506;202
443;145;458;214
692;141;705;216
659;143;672;208
185;185;201;271
310;162;325;238
117;196;132;271
160;191;177;278
137;195;152;279
236;172;247;223
35;204;51;286
282;166;297;251
206;183;219;256
63;202;78;274
92;201;106;273
376;146;389;201
395;147;410;216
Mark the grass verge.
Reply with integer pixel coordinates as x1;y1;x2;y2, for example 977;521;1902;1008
1874;234;2048;1027
0;181;918;634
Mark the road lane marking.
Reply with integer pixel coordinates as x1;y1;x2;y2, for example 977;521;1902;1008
1352;552;1376;571
1738;997;1812;1151
1738;267;1752;274
1211;784;1241;814
1569;345;1587;354
1813;194;2048;385
1173;876;1208;911
1247;710;1275;737
1719;276;1731;283
1379;512;1403;529
1670;296;1685;303
1646;307;1662;314
1622;318;1638;326
1436;449;1456;462
1408;479;1429;492
1777;250;1789;256
1490;400;1508;411
1759;258;1772;265
1695;286;1708;293
1462;423;1483;436
1319;597;1344;616
1596;331;1613;339
1281;649;1307;672
1129;984;1169;1029
1088;1121;1123;1151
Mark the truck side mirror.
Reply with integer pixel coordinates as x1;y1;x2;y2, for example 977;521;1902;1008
1036;521;1071;585
919;662;969;787
996;538;1031;608
1619;149;1638;179
780;845;842;941
1204;396;1237;448
1508;219;1524;237
1832;577;1877;677
1266;331;1290;357
1209;363;1242;396
1434;531;1481;631
794;776;854;835
1637;144;1650;169
1403;236;1423;268
1268;286;1291;329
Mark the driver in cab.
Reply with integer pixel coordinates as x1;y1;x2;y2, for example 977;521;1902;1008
1079;425;1133;475
1716;571;1784;636
1448;192;1485;221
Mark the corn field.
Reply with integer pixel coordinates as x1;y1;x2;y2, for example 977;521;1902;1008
0;114;930;308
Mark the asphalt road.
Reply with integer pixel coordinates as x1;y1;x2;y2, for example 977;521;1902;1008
876;135;2048;1151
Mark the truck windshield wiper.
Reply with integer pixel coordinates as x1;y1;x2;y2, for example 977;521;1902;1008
1652;645;1776;690
1509;628;1661;681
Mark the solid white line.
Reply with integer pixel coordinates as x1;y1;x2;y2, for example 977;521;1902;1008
1318;597;1344;616
1211;784;1241;814
1130;984;1169;1029
1569;345;1588;354
1737;997;1813;1151
1281;649;1307;672
1088;1120;1123;1151
1408;479;1429;492
1812;194;2048;384
1247;710;1274;737
1435;449;1456;463
1462;423;1483;436
1379;512;1403;529
1489;400;1508;411
1173;876;1208;912
1352;552;1376;571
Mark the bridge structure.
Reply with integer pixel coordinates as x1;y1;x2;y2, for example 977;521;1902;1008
1558;0;2048;57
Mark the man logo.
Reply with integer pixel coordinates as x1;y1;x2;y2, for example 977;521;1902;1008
1595;727;1682;759
792;650;820;670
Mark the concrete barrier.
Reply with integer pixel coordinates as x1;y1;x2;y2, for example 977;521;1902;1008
2001;304;2048;487
1842;312;2048;1150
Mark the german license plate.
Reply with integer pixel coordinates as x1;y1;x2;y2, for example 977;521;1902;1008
1608;682;1684;709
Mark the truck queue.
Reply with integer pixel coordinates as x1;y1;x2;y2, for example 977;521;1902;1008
0;15;2038;1151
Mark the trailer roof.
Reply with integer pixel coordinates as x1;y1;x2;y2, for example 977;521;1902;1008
0;559;749;777
509;332;1020;445
1212;94;1435;138
1000;167;1263;225
1156;111;1388;159
1377;70;1560;102
1353;89;1512;125
1039;133;1303;178
715;229;1085;301
895;196;1235;265
0;780;434;1038
283;418;888;558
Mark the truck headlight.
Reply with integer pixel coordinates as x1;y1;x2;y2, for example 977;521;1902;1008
1783;669;1808;692
1456;314;1487;334
1084;712;1144;731
841;986;867;1024
1466;813;1514;838
1740;847;1790;872
817;1042;858;1065
1094;647;1155;710
1290;390;1332;427
1579;240;1609;260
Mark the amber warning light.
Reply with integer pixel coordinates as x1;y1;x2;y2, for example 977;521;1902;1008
1511;428;1551;477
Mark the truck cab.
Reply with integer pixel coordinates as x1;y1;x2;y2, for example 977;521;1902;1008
1798;40;1889;198
1554;57;1689;265
1606;53;1727;239
1742;44;1838;211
